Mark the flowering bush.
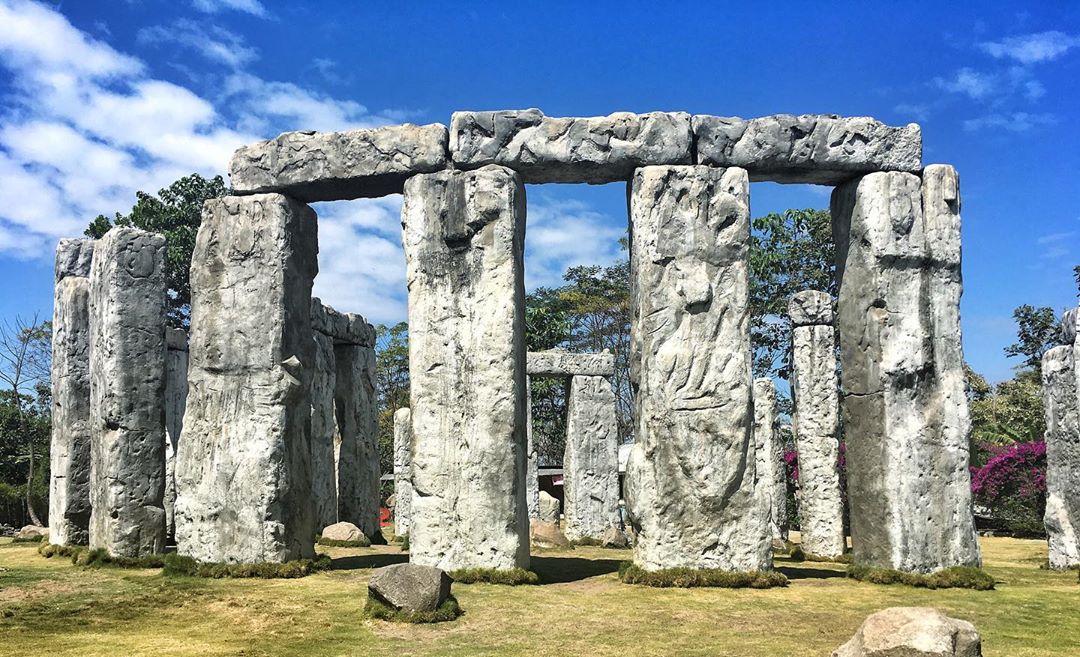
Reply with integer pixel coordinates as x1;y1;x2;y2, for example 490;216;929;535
971;441;1046;536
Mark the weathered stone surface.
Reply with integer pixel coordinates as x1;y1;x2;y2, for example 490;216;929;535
1060;308;1078;345
18;525;47;540
321;521;366;543
562;375;620;542
88;227;167;557
538;490;560;524
368;563;452;614
524;377;539;519
693;114;922;185
393;407;413;537
832;170;980;572
310;330;338;530
176;194;318;563
526;350;616;377
163;328;188;541
789;298;846;559
625;165;770;572
402;165;529;571
789;290;833;327
229;124;448;202
753;378;788;544
833;607;982;657
335;342;380;540
529;519;571;548
450;109;692;184
49;239;94;546
1041;346;1080;569
601;525;631;548
311;297;376;346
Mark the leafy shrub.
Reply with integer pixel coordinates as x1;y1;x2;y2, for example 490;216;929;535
618;562;788;588
364;594;462;623
847;564;995;590
971;441;1046;536
316;535;371;548
162;553;332;579
449;567;539;585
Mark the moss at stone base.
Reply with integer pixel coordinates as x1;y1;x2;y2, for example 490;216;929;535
364;594;462;623
846;564;995;590
316;535;371;548
40;543;167;569
449;567;540;585
13;534;44;543
618;562;789;588
162;553;332;579
38;543;82;559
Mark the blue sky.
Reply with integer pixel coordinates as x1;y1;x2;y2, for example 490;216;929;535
0;1;1078;382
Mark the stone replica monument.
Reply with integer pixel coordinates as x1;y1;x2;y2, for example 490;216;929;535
309;307;339;531
49;239;95;546
88;227;168;557
163;327;188;540
788;290;846;559
753;378;788;543
393;407;413;537
1041;311;1080;569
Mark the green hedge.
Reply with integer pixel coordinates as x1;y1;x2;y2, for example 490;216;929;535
618;562;789;588
847;564;996;590
364;594;462;623
449;567;539;585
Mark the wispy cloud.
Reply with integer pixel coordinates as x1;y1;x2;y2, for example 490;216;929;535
191;0;267;18
962;112;1056;133
934;67;996;100
138;20;257;69
978;31;1080;64
524;197;626;290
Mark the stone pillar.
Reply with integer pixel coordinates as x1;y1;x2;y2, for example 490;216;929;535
752;378;788;544
175;194;318;563
525;377;540;519
310;327;338;531
49;239;94;546
393;407;413;537
88;227;167;557
788;291;845;558
402;165;529;572
625;165;770;572
335;335;380;540
1042;344;1080;569
163;327;188;542
563;374;620;541
832;169;980;573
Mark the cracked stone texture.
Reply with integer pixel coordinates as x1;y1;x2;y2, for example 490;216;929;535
163;328;188;541
625;165;771;572
526;350;615;377
524;377;539;519
311;296;376;346
310;330;338;530
175;194;318;563
402;165;529;571
753;378;788;543
833;607;982;657
88;227;167;557
832;169;980;573
1042;345;1080;569
789;295;846;559
335;341;381;540
229;123;448;202
693;114;922;185
450;109;692;184
393;407;413;537
49;239;95;546
1060;308;1078;345
563;375;620;542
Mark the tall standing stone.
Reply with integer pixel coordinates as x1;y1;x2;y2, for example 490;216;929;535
524;376;540;519
753;378;788;544
788;291;845;558
625;165;770;572
335;336;380;540
402;165;529;571
163;328;188;541
311;328;338;530
832;169;980;573
393;407;413;537
88;227;167;557
1042;345;1080;569
563;375;620;542
49;239;94;546
175;194;318;563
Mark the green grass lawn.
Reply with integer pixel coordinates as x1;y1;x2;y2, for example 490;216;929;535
1;535;1076;657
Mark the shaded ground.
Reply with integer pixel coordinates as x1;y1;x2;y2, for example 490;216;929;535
0;536;1077;657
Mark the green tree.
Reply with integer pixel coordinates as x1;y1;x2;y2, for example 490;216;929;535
85;173;229;327
374;323;410;476
1003;304;1058;374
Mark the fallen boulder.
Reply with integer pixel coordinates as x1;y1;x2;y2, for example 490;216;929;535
368;563;452;613
530;520;571;549
321;521;367;544
834;607;982;657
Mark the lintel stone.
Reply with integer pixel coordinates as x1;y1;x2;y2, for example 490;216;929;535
526;350;615;377
311;297;376;347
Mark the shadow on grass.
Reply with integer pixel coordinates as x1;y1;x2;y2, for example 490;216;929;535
330;553;409;571
531;556;623;584
776;565;847;580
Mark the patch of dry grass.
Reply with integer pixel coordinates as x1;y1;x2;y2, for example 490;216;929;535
0;536;1077;656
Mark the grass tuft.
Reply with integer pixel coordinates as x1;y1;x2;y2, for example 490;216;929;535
38;543;82;559
13;534;44;544
315;535;371;548
74;548;167;569
618;562;789;588
364;594;462;623
847;564;995;590
162;553;332;579
449;567;539;585
399;534;409;552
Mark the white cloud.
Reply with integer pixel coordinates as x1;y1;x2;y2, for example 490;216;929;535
524;197;626;290
223;73;387;134
138;20;257;69
979;31;1080;64
934;68;996;100
962;112;1056;133
191;0;267;18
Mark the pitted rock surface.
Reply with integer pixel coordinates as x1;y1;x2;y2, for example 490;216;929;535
310;331;338;530
335;342;380;539
369;563;452;613
1042;345;1080;569
833;607;982;657
393;407;413;537
526;350;616;377
562;375;620;542
753;378;788;543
